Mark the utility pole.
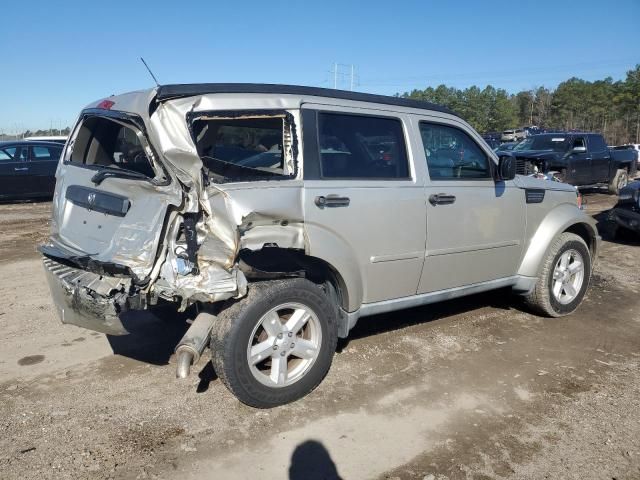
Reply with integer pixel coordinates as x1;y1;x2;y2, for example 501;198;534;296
333;63;338;89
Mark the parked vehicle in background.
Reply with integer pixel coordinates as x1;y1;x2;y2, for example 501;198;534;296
515;128;526;140
505;133;637;194
610;180;640;237
40;84;599;407
612;144;640;168
482;133;501;149
24;136;68;144
0;140;62;200
501;129;517;142
494;142;519;154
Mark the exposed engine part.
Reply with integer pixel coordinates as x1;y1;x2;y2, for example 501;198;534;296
175;312;216;378
182;213;200;274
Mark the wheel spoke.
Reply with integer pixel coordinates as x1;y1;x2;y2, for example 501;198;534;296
568;260;583;274
553;269;563;280
262;311;283;337
564;282;577;298
285;308;311;335
553;279;563;298
290;338;318;359
559;252;570;270
270;355;288;385
249;340;273;365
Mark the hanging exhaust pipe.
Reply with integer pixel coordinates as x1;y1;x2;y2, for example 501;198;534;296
175;312;216;379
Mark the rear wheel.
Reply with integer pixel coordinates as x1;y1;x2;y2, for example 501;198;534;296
210;279;338;408
523;232;591;317
608;168;628;195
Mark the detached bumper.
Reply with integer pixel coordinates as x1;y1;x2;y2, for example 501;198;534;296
42;256;133;335
612;208;640;234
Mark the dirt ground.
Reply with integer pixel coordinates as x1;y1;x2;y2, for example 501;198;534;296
0;190;639;480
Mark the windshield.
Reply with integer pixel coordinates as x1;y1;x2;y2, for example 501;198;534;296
191;112;296;182
514;136;569;152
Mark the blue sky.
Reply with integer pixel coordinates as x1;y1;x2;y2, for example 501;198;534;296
1;0;638;131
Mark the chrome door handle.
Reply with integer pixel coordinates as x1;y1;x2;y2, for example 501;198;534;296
429;193;456;206
315;195;350;208
14;167;28;171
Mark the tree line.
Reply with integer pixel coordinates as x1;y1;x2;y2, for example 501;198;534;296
402;64;640;145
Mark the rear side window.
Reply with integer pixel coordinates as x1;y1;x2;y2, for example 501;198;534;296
67;116;155;177
318;113;409;179
192;113;295;181
419;122;491;180
32;145;62;161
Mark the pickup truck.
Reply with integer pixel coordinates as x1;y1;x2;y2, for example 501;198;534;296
505;133;637;194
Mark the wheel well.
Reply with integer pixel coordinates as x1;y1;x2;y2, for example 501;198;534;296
238;248;350;310
563;223;596;257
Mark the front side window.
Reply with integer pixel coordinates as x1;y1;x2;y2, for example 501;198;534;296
419;122;491;180
572;137;586;150
317;113;409;179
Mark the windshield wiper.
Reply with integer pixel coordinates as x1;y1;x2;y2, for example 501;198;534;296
91;165;149;185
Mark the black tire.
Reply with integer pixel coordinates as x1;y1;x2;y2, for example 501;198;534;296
608;168;628;195
523;232;591;317
210;279;338;408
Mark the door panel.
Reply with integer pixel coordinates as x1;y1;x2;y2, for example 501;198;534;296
0;146;30;198
420;181;524;292
587;136;611;183
301;106;426;306
566;137;590;185
415;118;525;293
29;145;61;195
304;181;426;303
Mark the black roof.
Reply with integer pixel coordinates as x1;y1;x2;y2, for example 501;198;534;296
155;83;457;116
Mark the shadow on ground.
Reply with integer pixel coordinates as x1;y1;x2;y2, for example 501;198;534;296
289;440;343;480
339;287;516;351
106;305;192;365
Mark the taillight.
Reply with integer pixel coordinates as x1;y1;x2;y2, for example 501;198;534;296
97;99;115;110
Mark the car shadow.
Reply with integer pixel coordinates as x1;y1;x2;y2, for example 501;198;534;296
106;305;191;366
338;287;515;352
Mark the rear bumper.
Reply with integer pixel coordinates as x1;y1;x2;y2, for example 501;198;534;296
612;208;640;233
42;256;135;335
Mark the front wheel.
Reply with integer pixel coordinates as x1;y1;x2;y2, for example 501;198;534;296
210;279;338;408
523;232;591;317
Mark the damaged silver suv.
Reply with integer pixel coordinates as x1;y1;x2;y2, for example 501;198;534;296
41;84;599;407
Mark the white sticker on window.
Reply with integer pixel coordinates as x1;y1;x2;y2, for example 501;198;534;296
552;138;565;142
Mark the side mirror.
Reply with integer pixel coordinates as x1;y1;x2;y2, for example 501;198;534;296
572;146;587;153
496;155;516;181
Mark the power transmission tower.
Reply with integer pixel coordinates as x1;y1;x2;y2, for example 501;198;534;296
330;63;358;91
